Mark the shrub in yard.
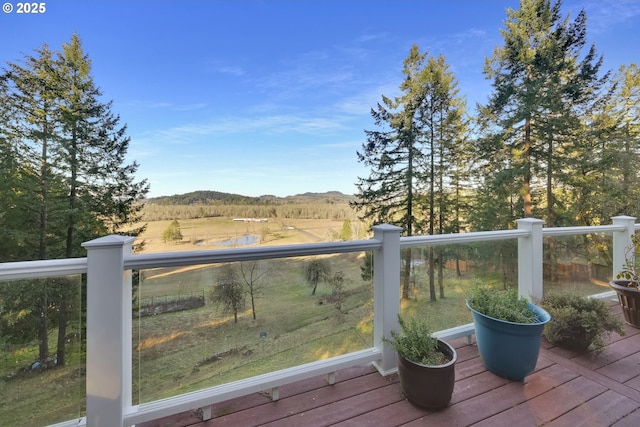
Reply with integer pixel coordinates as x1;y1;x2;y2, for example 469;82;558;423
542;294;625;353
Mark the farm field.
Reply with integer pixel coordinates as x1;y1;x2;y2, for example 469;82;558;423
138;216;363;253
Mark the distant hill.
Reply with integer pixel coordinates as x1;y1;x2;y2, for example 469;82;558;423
284;191;356;203
147;190;355;205
147;191;257;205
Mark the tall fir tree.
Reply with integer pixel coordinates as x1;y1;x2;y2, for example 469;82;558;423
1;45;68;361
415;54;468;300
477;0;607;227
352;45;427;299
0;34;149;365
353;45;468;300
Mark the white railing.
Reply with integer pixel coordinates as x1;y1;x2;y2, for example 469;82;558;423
0;216;636;427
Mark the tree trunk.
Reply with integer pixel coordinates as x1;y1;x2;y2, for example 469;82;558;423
402;248;411;299
438;247;444;299
546;133;557;282
251;292;257;320
38;294;49;362
56;299;68;366
523;115;533;217
429;247;436;302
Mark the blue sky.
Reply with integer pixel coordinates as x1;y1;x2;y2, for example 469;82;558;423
1;1;639;198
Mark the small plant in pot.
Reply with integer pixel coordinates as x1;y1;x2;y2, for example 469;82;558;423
383;315;457;409
610;233;640;328
542;294;625;353
466;286;550;382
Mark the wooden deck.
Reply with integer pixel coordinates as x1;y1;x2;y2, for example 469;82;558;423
141;301;640;427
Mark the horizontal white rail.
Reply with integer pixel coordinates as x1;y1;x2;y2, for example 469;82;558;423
1;225;629;283
126;239;381;270
542;224;626;237
48;418;86;427
401;229;529;248
125;347;382;426
0;257;87;280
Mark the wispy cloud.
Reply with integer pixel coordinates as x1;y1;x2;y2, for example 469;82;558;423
207;61;246;76
334;81;401;115
571;0;640;33
126;100;207;112
134;112;352;149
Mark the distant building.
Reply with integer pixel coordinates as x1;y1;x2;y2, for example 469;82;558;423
232;218;268;223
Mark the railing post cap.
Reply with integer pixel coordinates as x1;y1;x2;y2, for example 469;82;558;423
516;218;545;226
612;215;637;221
82;234;136;249
372;224;403;232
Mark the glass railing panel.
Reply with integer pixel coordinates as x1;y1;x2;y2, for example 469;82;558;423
133;252;373;404
0;275;85;427
542;233;613;298
399;240;518;331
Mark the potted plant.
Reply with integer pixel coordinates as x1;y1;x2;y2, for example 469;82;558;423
384;315;457;409
610;233;640;328
466;286;550;382
542;294;625;353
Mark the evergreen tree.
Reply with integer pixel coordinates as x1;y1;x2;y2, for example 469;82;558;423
339;219;352;241
572;63;640;223
352;45;427;299
162;219;183;243
0;34;149;365
1;45;67;362
353;45;468;300
415;54;468;300
477;0;607;226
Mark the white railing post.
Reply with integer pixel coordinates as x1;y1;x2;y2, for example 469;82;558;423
371;224;402;375
516;218;544;302
612;216;637;279
82;235;135;427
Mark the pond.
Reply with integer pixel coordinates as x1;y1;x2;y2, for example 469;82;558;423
213;234;259;246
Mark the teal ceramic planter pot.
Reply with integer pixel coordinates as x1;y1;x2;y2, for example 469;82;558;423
467;301;551;382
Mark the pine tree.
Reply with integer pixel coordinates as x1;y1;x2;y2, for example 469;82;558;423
162;220;183;243
415;54;468;300
352;45;427;299
478;0;607;226
1;45;68;362
353;45;467;300
339;219;352;241
0;34;149;365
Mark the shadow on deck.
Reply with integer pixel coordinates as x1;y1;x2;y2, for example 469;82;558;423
141;300;640;427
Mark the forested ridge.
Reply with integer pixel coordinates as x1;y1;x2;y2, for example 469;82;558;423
147;190;355;205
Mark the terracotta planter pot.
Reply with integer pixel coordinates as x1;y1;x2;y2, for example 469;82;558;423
609;280;640;328
397;340;457;409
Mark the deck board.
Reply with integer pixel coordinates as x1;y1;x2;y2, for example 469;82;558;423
140;301;640;427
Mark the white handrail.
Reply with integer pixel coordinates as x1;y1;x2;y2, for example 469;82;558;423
0;257;87;280
542;224;626;237
401;229;529;247
125;239;380;270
